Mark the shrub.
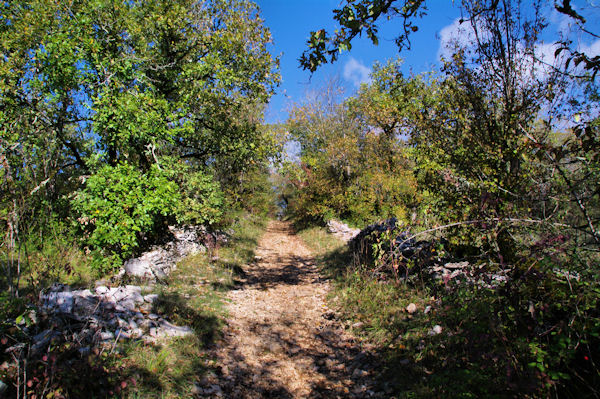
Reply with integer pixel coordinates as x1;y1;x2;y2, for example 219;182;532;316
173;167;224;226
72;161;227;271
72;162;179;270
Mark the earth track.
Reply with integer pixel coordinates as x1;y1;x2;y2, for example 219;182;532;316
204;220;383;398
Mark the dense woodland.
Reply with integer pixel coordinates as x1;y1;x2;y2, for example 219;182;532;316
1;0;600;397
1;0;279;280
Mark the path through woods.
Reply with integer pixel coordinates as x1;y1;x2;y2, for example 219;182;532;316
203;220;384;398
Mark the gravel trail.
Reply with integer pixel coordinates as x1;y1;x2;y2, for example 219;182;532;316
203;220;384;398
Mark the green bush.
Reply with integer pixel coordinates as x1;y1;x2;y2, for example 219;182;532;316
72;161;226;271
172;165;224;226
72;162;180;269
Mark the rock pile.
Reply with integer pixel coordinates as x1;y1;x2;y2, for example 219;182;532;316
22;225;225;355
32;283;193;355
326;219;360;242
350;218;422;252
349;218;428;273
430;261;510;288
348;218;511;287
121;225;226;280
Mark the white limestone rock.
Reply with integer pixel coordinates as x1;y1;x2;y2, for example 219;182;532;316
327;220;361;242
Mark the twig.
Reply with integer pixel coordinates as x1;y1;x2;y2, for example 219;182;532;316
109;329;121;355
29;178;51;195
147;143;161;170
389;217;573;259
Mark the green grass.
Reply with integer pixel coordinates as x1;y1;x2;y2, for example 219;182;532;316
297;226;346;259
300;225;600;398
0;234;99;299
298;226;432;342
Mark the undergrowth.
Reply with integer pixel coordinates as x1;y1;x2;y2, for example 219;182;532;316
0;212;267;399
299;226;600;398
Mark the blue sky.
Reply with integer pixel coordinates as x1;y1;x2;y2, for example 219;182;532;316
255;0;462;124
254;1;600;125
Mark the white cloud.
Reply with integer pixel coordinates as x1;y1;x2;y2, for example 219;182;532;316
437;18;478;61
534;37;600;78
580;39;600;58
547;6;600;68
527;41;561;80
536;42;560;64
547;7;574;39
343;57;372;88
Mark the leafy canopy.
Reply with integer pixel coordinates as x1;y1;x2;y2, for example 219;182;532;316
1;0;280;270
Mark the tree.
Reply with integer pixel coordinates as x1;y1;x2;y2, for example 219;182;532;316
300;0;599;250
554;0;600;79
299;0;426;72
296;0;600;394
283;76;417;226
300;0;600;80
1;0;280;278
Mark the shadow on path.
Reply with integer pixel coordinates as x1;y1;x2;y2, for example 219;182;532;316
200;220;385;399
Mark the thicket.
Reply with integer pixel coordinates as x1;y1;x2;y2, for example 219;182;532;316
284;0;600;395
0;0;280;295
282;72;419;227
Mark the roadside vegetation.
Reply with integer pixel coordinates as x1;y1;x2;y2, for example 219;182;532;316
285;1;600;397
1;0;280;293
2;0;599;397
0;0;276;396
301;223;599;397
0;210;267;398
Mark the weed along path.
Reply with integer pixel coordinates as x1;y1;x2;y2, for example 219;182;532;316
204;220;384;398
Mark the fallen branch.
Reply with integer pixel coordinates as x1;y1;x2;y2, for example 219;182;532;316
388;217;574;259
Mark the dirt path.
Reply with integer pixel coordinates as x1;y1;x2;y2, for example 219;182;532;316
204;220;384;398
